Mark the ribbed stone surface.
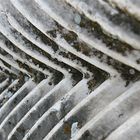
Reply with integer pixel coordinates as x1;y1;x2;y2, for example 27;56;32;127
0;0;140;140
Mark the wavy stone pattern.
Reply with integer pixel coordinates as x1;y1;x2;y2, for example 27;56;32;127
0;0;140;140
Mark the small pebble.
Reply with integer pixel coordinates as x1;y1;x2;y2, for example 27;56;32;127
74;14;81;24
6;91;13;98
71;122;79;138
129;69;135;75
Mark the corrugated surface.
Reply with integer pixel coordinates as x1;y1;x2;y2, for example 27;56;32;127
0;0;140;140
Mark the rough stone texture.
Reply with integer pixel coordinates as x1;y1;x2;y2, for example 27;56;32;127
0;0;140;140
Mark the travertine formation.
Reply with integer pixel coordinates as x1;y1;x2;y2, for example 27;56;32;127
0;0;140;140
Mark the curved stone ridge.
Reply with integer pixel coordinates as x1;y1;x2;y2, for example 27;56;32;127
0;0;140;140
